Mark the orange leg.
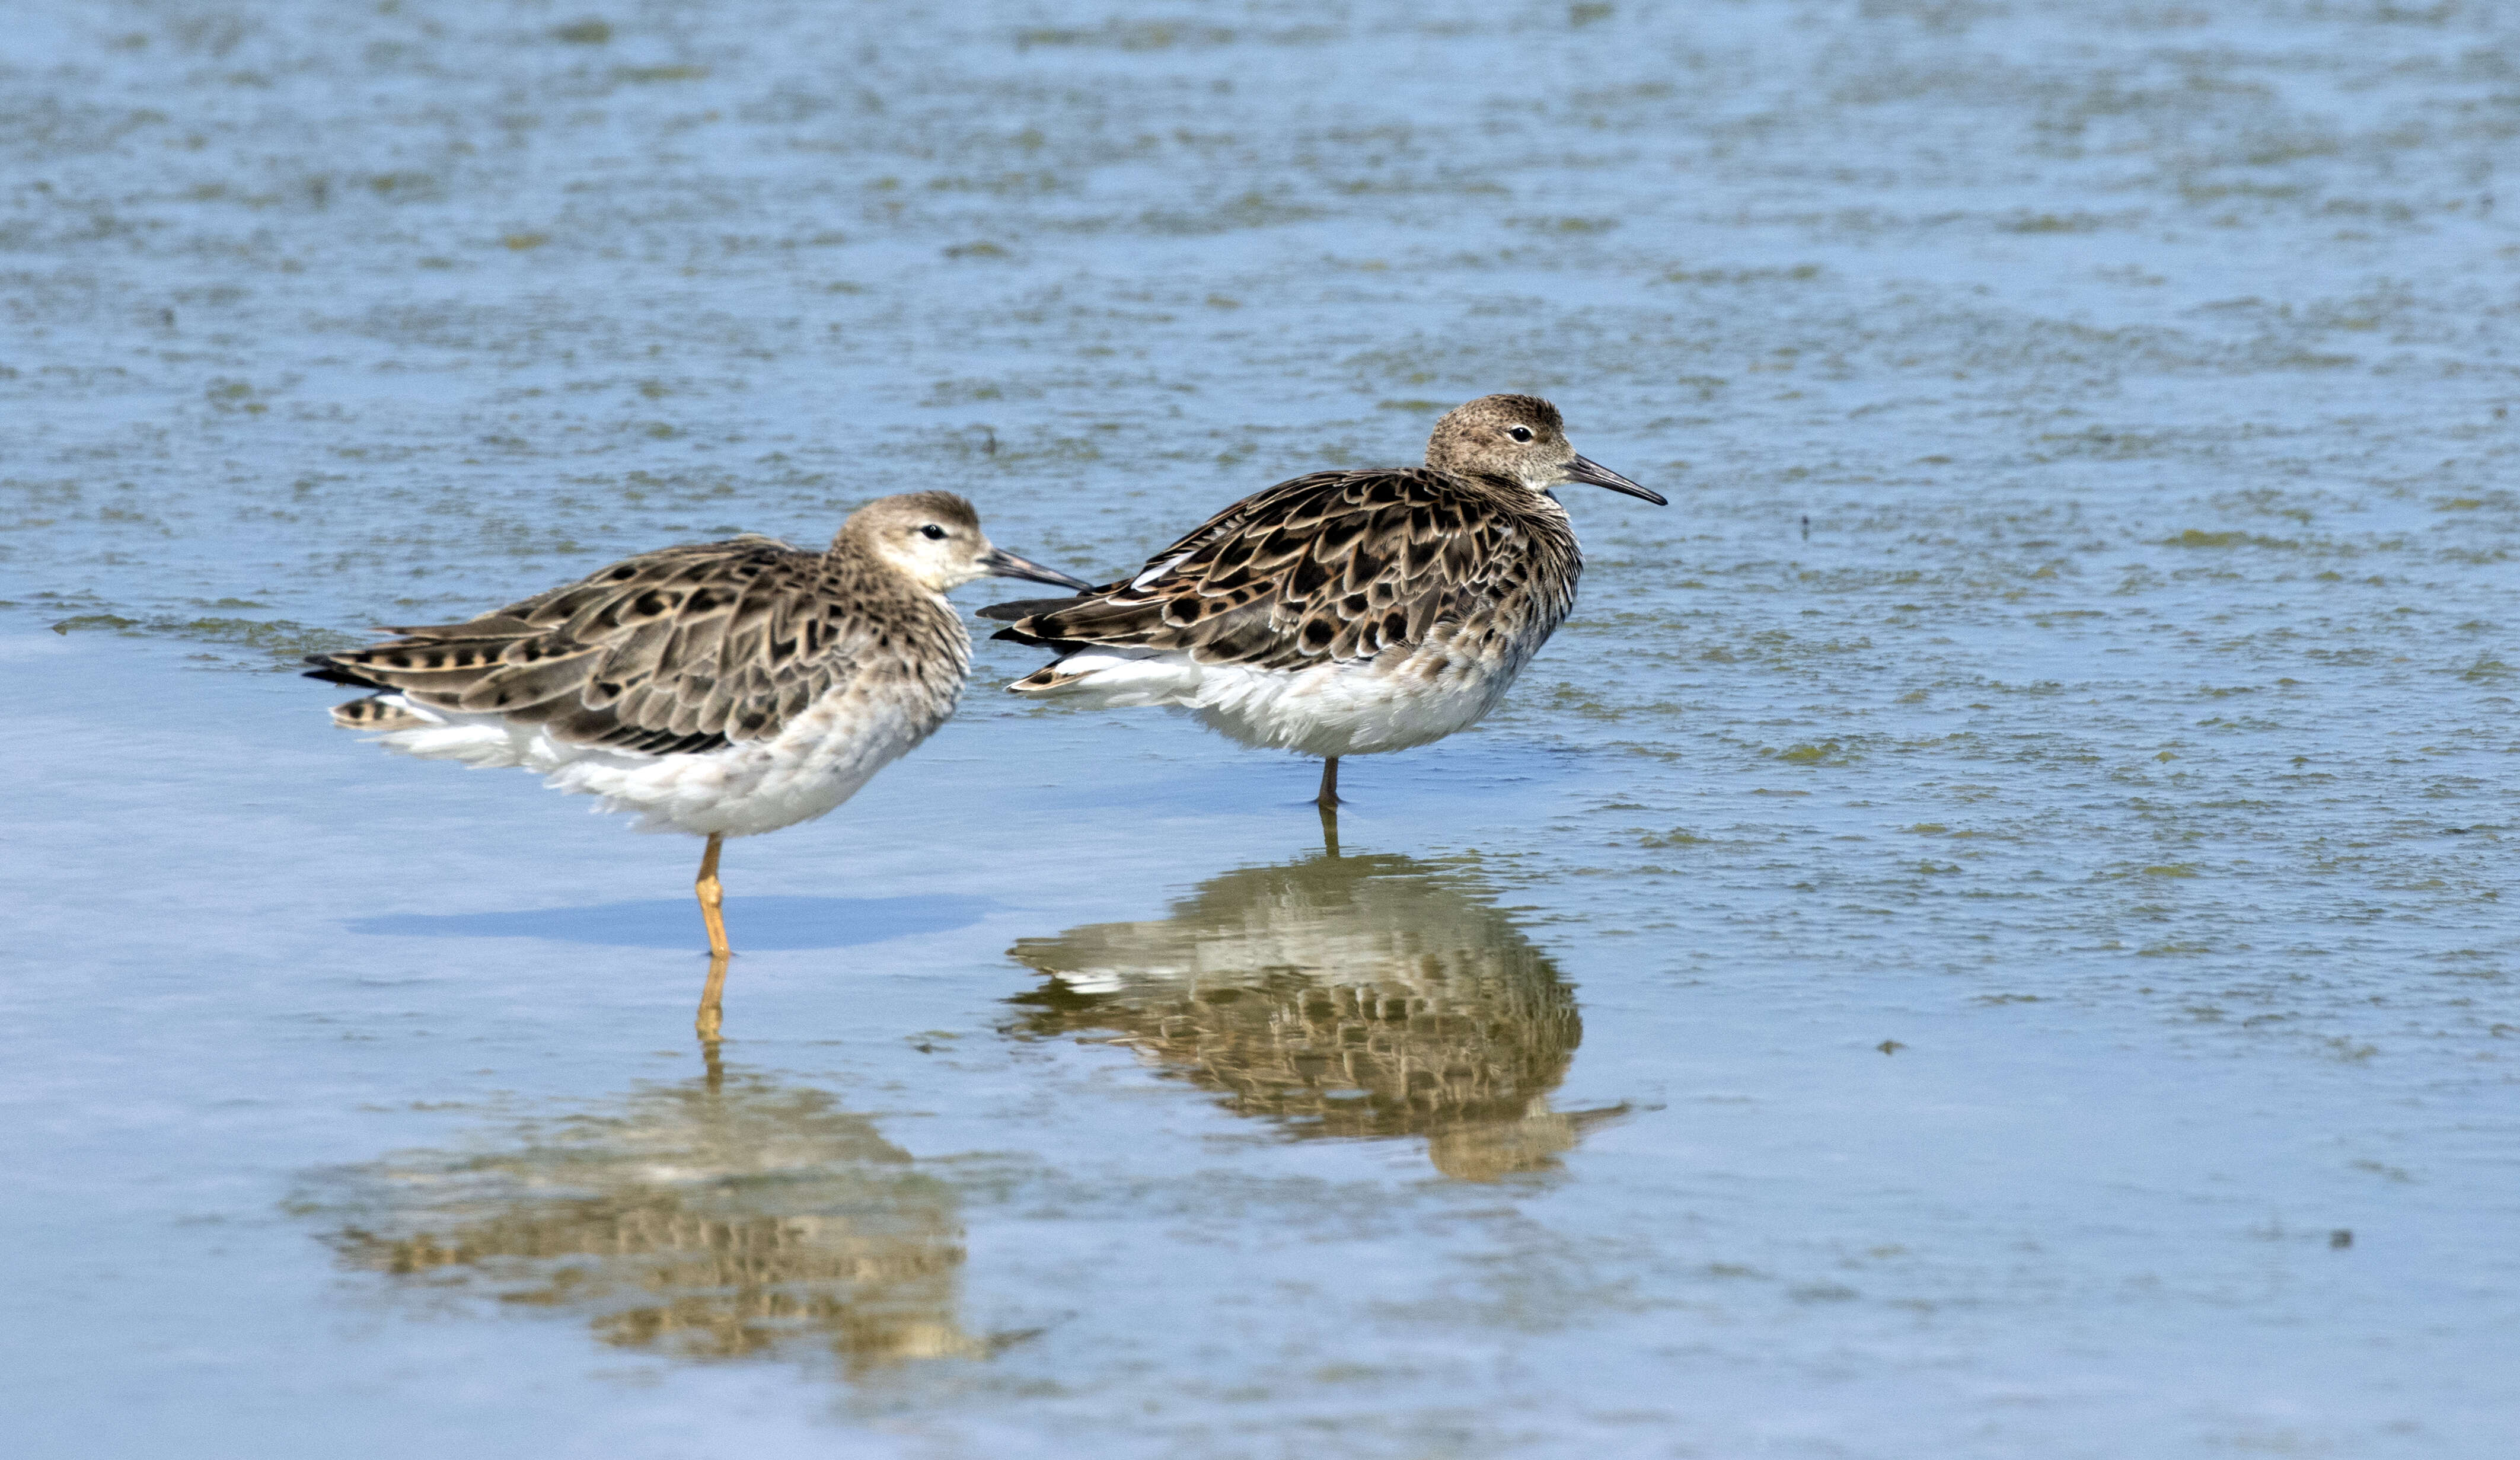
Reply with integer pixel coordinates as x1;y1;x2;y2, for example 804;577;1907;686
694;832;730;1040
696;953;730;1043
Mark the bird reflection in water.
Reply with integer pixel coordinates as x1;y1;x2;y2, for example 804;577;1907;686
307;1057;1008;1373
1003;850;1624;1180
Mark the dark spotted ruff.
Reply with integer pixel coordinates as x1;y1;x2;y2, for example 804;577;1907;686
983;394;1663;785
997;465;1584;682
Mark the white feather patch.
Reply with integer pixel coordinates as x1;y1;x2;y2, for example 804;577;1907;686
1006;640;1523;758
350;689;945;838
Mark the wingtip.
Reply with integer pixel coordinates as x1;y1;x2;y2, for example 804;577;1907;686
302;656;379;688
977;594;1083;622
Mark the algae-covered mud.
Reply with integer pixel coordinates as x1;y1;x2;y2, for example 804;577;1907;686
4;2;2515;1456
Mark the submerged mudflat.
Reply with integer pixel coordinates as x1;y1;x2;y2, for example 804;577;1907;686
4;2;2515;1456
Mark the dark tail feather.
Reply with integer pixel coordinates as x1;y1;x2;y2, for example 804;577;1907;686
991;625;1088;650
303;653;383;689
977;595;1086;622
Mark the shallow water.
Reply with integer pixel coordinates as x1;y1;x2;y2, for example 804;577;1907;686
5;2;2516;1455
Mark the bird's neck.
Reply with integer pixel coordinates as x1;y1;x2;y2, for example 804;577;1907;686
1469;472;1568;517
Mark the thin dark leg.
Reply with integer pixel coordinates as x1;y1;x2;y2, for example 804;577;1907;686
1315;756;1341;810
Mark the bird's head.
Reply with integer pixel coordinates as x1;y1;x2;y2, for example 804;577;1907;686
841;492;1094;594
1424;394;1664;506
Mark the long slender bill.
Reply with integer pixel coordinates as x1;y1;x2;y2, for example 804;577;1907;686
982;547;1098;591
1565;455;1667;506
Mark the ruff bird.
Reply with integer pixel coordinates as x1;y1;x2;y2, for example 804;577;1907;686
981;394;1662;812
305;491;1092;1038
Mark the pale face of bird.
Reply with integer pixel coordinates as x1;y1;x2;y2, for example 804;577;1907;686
872;509;1007;593
845;492;1095;594
1425;394;1665;506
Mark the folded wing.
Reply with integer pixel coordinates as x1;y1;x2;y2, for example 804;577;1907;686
306;538;869;755
985;469;1556;673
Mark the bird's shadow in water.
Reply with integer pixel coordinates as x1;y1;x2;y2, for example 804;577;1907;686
348;894;991;951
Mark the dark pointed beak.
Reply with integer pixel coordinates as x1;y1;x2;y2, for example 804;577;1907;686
981;547;1096;591
1564;454;1666;506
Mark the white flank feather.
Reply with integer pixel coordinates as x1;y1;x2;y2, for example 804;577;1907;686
357;691;943;838
1017;638;1523;759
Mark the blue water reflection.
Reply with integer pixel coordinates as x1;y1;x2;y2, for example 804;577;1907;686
349;894;990;950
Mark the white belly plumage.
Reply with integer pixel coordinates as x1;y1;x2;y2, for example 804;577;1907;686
357;688;950;838
1031;637;1535;759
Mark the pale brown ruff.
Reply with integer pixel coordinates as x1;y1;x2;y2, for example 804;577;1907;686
305;491;1090;1040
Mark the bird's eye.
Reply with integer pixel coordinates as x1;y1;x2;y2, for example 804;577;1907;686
1508;426;1534;443
919;524;947;541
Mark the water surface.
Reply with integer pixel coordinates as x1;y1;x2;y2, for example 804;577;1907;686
4;2;2515;1455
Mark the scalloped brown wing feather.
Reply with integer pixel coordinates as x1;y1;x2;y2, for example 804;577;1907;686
1006;469;1578;674
310;538;908;756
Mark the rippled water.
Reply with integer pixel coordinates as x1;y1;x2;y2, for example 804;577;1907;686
6;2;2516;1456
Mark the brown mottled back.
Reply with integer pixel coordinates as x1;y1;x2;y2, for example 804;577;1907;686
308;534;969;755
988;468;1581;673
